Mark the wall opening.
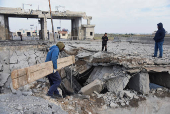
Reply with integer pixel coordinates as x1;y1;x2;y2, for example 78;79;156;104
17;32;21;36
27;32;31;36
149;72;170;89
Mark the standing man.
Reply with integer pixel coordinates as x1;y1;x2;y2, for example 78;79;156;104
102;33;108;51
45;42;65;98
153;23;165;58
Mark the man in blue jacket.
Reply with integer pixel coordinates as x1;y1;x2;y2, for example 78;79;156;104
153;23;165;58
45;42;65;98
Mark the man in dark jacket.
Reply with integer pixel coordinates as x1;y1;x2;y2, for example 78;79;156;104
45;42;65;98
153;23;165;58
102;33;108;51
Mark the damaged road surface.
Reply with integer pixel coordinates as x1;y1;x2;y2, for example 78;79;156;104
1;41;170;114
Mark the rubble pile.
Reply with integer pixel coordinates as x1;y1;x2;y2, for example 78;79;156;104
0;41;170;114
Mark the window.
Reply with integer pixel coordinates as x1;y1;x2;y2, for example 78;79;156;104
62;34;65;36
90;32;93;36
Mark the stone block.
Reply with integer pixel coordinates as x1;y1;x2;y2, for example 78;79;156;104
128;72;150;94
79;79;104;95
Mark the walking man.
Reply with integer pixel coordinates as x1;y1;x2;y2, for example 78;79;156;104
102;33;108;51
153;23;165;58
45;42;65;98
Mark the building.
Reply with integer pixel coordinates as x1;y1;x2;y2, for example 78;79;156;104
0;7;95;41
15;29;37;37
58;31;68;39
81;25;95;39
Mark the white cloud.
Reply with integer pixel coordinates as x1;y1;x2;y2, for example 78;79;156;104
1;0;170;33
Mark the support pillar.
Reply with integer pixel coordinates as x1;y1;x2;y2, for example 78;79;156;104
71;17;82;40
0;15;10;40
40;18;47;40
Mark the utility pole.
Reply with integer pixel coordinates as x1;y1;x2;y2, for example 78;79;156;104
48;0;55;42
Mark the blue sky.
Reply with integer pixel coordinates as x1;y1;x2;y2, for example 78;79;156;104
0;0;170;34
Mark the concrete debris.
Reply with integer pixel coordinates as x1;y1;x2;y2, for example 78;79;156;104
0;73;10;86
76;52;92;59
128;73;150;94
124;90;136;99
110;102;119;108
0;94;67;114
0;40;170;113
79;79;104;95
86;66;115;84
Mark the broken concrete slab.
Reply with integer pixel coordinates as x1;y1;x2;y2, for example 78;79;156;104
17;55;27;61
128;72;150;94
106;75;130;95
86;66;114;84
0;73;10;86
76;52;92;59
79;79;104;95
10;52;18;64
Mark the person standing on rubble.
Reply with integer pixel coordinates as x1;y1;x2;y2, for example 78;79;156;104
45;42;65;98
102;33;108;51
153;22;165;58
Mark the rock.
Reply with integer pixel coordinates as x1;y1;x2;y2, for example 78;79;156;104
101;104;107;110
58;88;63;97
121;102;125;106
128;72;150;94
43;87;48;94
32;89;38;93
73;94;90;99
36;84;42;88
16;105;23;110
134;95;139;99
23;82;36;91
126;101;129;105
118;91;124;98
93;91;102;98
79;79;104;95
124;90;134;99
10;82;17;93
110;102;119;108
157;88;162;91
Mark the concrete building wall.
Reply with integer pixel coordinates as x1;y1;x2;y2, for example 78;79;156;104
85;27;94;39
59;33;68;39
0;45;47;93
